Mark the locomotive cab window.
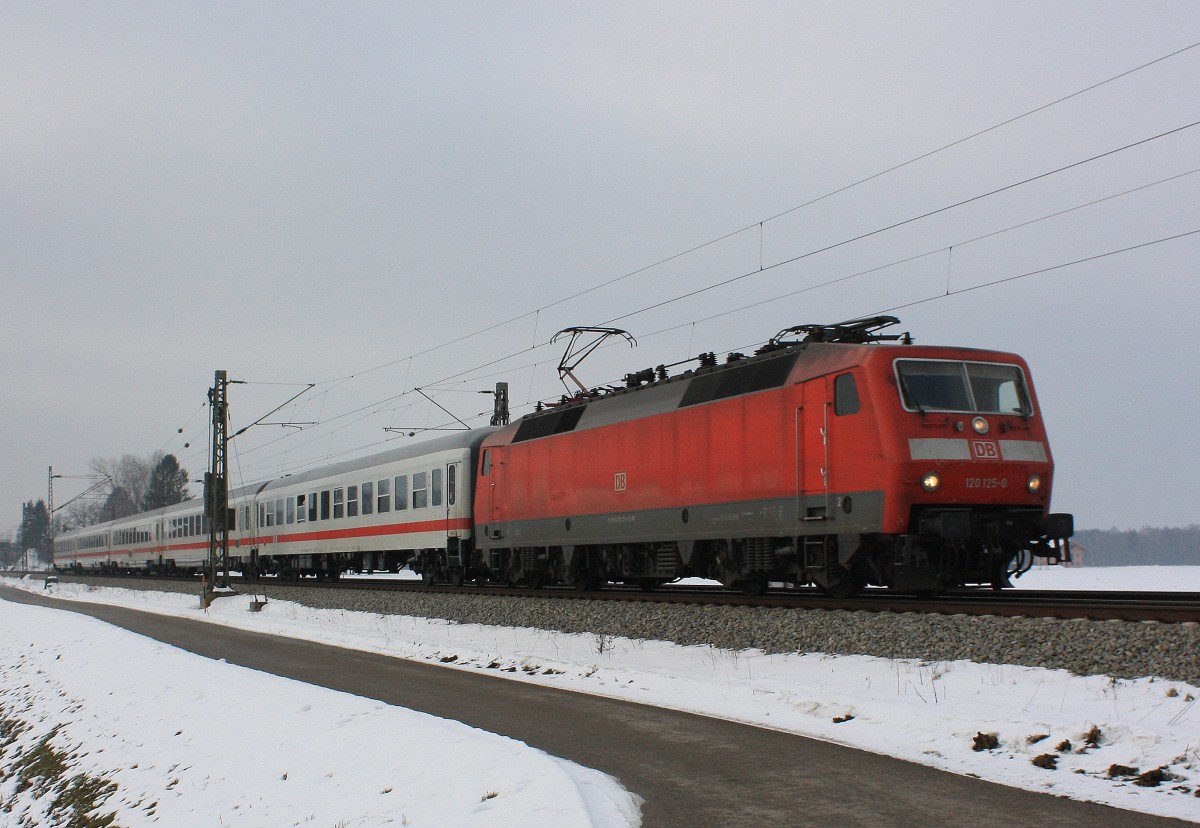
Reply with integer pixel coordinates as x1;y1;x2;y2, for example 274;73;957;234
834;373;860;416
481;450;492;476
895;359;1032;415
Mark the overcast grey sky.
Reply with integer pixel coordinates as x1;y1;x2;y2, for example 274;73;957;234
3;2;1198;536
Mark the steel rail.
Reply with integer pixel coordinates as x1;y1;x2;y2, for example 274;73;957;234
41;571;1200;624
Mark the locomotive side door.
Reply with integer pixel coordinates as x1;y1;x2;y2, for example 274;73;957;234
797;380;832;521
482;447;505;539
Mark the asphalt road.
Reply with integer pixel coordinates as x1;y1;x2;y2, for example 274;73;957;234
2;587;1191;827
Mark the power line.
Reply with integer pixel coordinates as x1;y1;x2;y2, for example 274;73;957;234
599;121;1200;328
879;229;1200;315
303;40;1200;389
234;147;1200;476
219;46;1200;480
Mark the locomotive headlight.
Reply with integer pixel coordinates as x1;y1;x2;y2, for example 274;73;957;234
921;472;941;492
971;416;990;434
1027;474;1043;494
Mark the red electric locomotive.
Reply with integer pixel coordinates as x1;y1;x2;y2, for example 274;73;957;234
472;317;1073;595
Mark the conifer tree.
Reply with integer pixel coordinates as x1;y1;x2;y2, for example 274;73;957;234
142;454;191;511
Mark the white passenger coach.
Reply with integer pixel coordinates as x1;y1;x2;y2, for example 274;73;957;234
53;430;495;581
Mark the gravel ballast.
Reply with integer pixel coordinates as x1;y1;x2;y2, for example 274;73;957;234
50;576;1200;686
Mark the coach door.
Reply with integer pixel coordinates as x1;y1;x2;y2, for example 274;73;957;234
796;381;832;521
444;461;461;533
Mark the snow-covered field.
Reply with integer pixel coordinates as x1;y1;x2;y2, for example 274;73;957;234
2;567;1199;825
1011;564;1195;591
0;595;641;828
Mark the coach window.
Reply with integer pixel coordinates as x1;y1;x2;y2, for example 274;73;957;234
835;373;860;416
395;475;408;510
447;465;456;506
412;472;428;509
275;499;284;527
320;490;331;521
362;481;374;515
265;505;274;528
309;493;318;522
296;494;306;523
431;468;442;508
347;485;359;518
333;488;345;519
376;479;390;513
286;497;295;525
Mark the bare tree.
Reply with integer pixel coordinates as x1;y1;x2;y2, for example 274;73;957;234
60;497;105;530
89;452;163;515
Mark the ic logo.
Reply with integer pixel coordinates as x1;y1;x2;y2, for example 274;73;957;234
614;472;628;492
971;440;1000;460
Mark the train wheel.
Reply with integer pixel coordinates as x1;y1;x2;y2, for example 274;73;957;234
818;573;865;599
739;574;769;597
449;568;464;587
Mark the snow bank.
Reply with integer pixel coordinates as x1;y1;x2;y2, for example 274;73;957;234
0;595;641;827
4;569;1199;823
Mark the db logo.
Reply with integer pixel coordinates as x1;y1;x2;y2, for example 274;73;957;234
614;472;628;492
971;440;1000;460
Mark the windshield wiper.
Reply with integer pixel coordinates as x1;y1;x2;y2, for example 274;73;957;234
896;371;926;414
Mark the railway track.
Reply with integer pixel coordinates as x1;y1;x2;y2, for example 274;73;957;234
41;571;1200;624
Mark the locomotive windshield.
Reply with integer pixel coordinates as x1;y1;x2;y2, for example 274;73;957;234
895;359;1032;415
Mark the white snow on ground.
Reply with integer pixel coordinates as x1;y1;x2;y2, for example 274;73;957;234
0;595;642;827
1011;564;1194;591
3;567;1199;824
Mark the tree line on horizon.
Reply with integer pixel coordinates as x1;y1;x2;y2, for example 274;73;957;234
65;452;193;529
2;453;193;567
1074;525;1200;566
